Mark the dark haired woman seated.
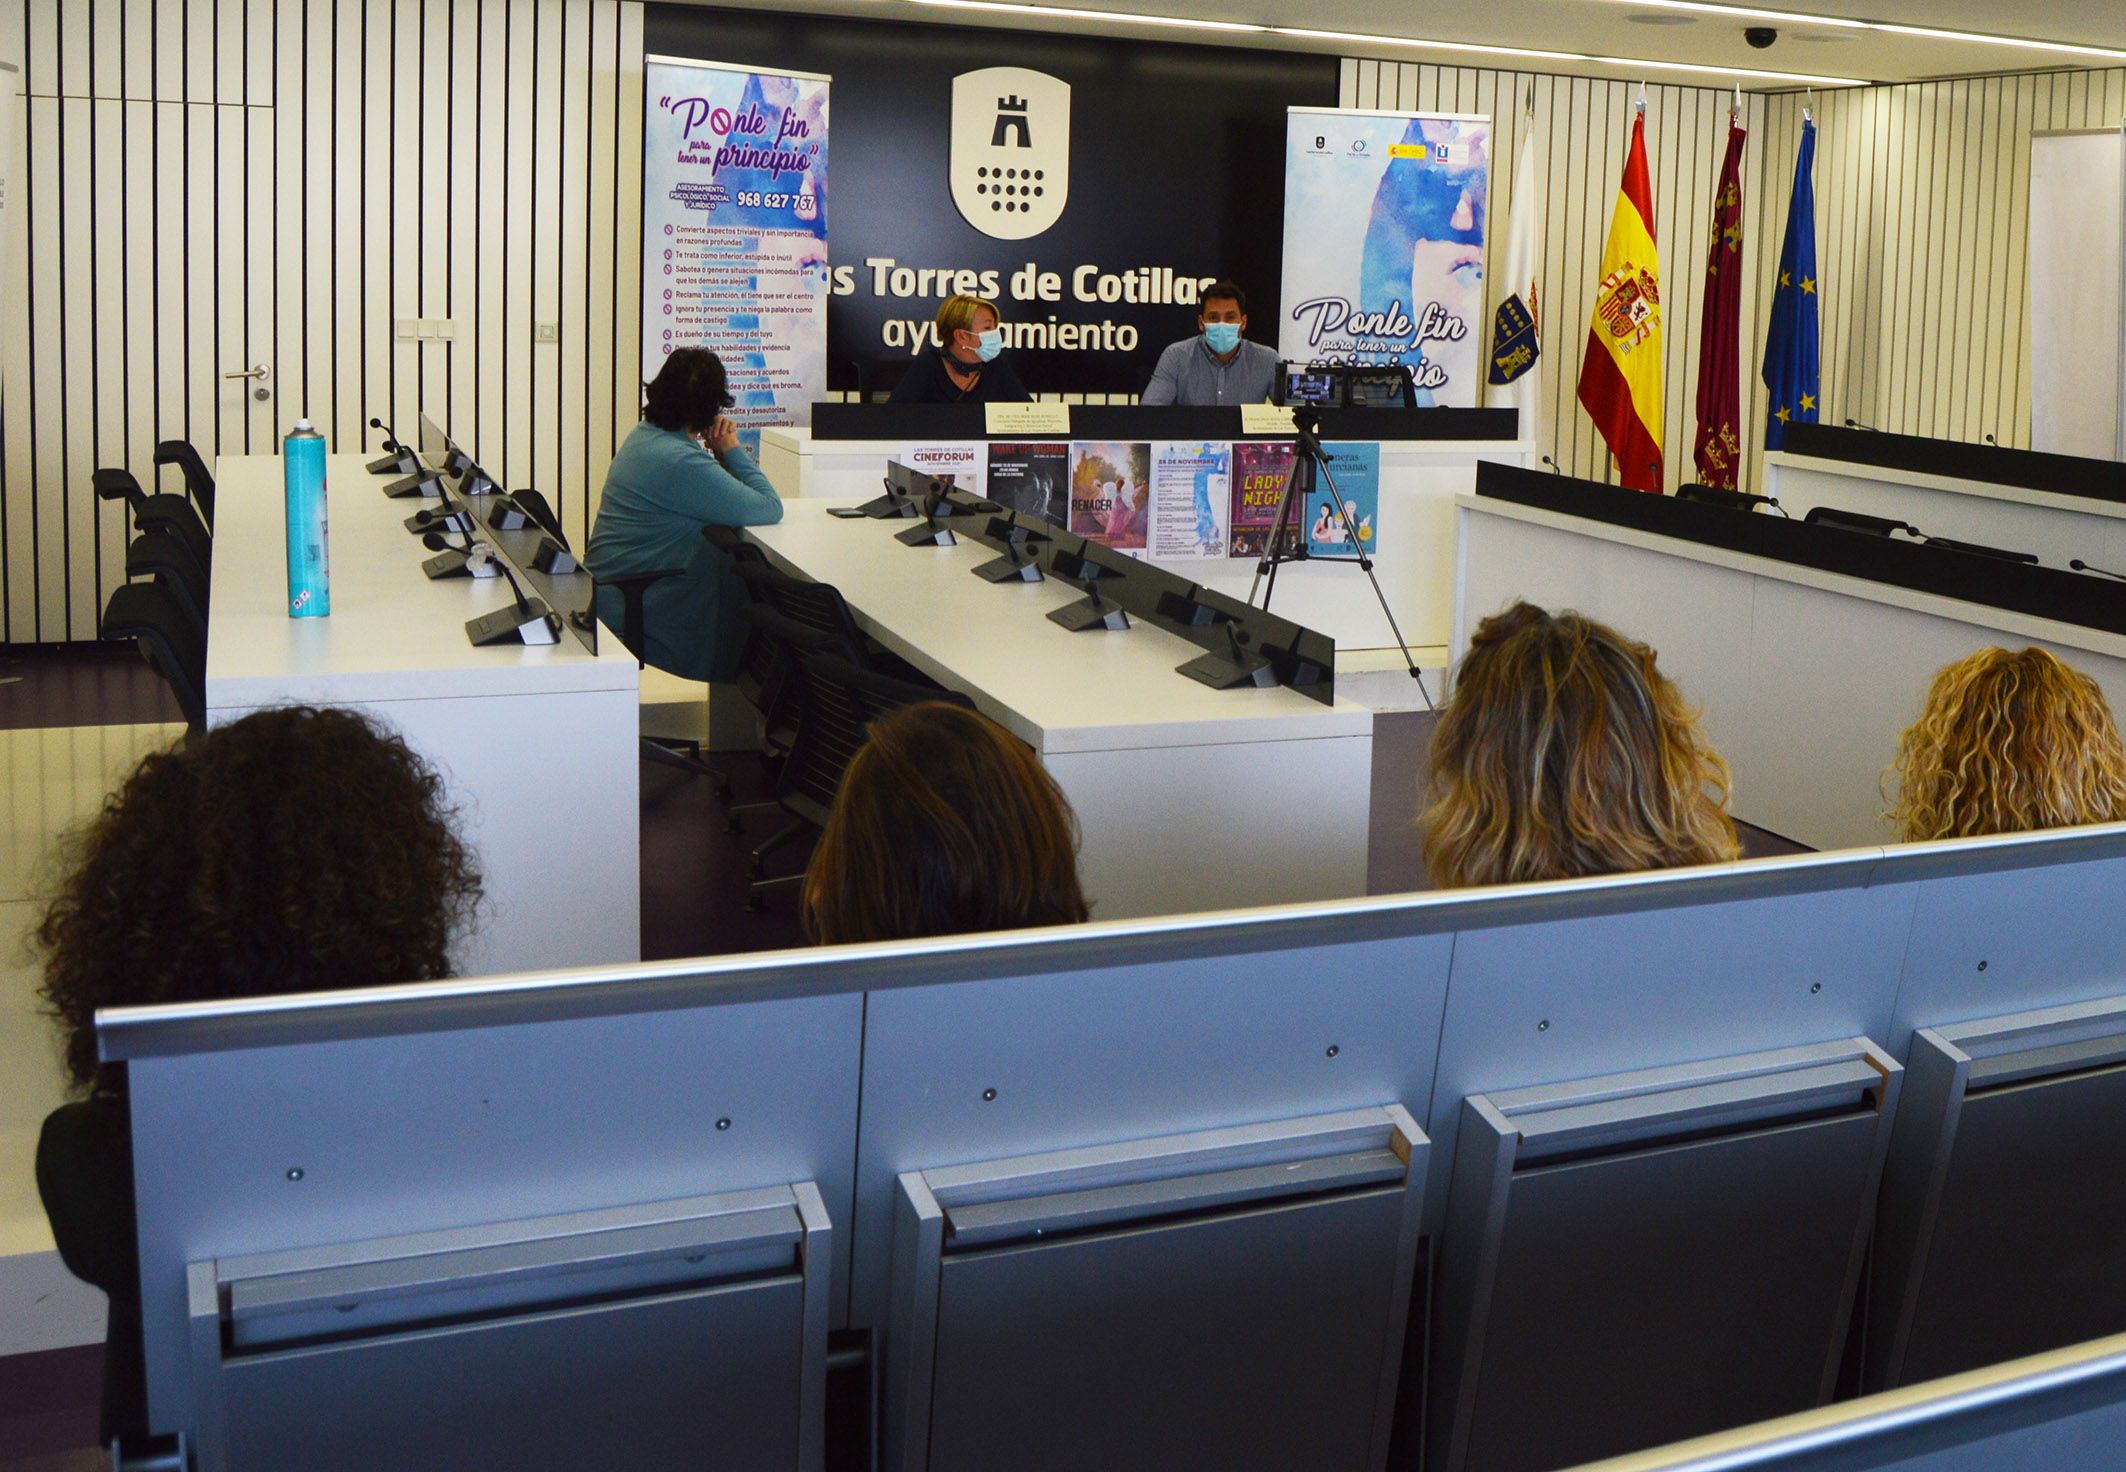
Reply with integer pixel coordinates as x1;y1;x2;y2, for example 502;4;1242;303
802;702;1090;943
35;707;483;1448
586;347;784;681
1423;601;1740;887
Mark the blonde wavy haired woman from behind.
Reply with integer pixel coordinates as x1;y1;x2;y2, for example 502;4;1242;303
1887;646;2126;842
1423;601;1741;888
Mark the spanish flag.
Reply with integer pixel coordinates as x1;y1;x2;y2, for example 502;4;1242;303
1577;111;1664;493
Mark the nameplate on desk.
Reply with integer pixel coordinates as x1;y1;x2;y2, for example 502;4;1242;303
986;402;1071;436
1239;404;1298;436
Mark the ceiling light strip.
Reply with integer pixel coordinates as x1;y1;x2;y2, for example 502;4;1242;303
1277;25;1863;84
890;1;1866;85
1591;0;2126;63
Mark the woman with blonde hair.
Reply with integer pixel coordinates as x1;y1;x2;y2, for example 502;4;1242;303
1887;646;2126;841
1423;602;1741;888
889;293;1033;404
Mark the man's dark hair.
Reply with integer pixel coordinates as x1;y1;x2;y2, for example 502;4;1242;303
642;348;734;432
1200;280;1247;314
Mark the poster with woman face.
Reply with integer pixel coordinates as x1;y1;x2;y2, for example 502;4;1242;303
1068;442;1152;550
1278;109;1490;407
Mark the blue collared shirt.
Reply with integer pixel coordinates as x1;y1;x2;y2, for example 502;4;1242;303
1140;335;1280;406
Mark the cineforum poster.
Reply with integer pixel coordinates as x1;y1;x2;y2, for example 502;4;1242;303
1278;108;1491;407
643;57;830;453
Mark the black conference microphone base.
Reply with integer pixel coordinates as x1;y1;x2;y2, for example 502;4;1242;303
424;549;501;580
383;469;444;499
1178;647;1276;689
466;598;560;646
532;537;580;575
973;551;1043;582
368;448;421;476
896;520;958;547
486;500;533;531
1048;593;1130;632
406;507;474;535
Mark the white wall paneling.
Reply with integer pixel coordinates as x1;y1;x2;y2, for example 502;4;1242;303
0;0;647;643
3;11;2122;642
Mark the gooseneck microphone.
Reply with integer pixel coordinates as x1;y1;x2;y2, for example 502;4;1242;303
368;415;423;477
1842;417;1883;432
1540;455;1564;474
2071;559;2126;583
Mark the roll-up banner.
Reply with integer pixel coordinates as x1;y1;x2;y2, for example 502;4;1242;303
643;56;831;452
1279;108;1491;408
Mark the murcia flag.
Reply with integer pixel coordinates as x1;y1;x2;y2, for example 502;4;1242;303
1692;118;1747;487
1488;120;1544;447
1577;110;1664;493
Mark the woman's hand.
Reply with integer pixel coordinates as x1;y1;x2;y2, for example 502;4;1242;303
705;416;740;454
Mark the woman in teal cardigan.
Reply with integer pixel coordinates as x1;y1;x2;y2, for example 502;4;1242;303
587;349;784;681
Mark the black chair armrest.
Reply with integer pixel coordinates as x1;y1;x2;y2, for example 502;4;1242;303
93;467;145;507
587;568;687;663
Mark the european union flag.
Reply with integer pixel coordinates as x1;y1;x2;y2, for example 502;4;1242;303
1761;118;1820;451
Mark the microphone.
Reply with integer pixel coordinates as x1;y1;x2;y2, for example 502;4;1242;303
367;416;422;477
1540;455;1564;474
1677;483;1780;514
1842;417;1883;432
2071;559;2126;583
421;527;499;580
405;504;473;536
1982;433;1999;446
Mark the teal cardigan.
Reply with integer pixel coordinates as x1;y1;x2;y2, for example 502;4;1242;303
586;422;785;681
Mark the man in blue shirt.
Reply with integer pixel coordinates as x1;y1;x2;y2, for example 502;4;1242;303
1140;280;1280;407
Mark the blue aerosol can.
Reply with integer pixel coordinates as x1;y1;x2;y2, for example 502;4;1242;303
283;419;331;618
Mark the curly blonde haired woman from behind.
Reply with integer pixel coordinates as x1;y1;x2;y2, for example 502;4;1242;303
1887;646;2126;841
1423;602;1741;888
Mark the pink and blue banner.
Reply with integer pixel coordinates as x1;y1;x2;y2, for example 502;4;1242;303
1279;108;1491;407
643;57;831;452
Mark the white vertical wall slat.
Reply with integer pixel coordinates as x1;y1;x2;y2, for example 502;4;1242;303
559;0;591;545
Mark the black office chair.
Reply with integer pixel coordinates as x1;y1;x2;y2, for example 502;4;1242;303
739;626;963;911
94;468;213;573
154;439;216;526
101;580;206;729
126;528;210;629
585;565;736;799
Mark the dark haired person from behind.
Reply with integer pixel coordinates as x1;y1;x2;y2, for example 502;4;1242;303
586;347;784;680
1424;602;1740;887
887;294;1032;405
802;702;1089;943
1140;280;1279;407
35;708;483;1449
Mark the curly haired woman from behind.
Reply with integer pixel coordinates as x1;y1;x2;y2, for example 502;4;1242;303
1423;602;1741;888
35;707;483;1448
1888;646;2126;841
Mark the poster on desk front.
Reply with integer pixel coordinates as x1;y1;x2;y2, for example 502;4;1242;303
1279;109;1491;407
1306;443;1381;557
1068;442;1152;551
642;57;830;454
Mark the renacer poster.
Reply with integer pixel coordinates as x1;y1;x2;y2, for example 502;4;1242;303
1279;108;1491;406
643;57;830;452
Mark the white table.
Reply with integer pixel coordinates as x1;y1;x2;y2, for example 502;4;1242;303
1765;451;2126;573
1454;492;2126;852
760;426;1530;661
207;455;641;974
746;502;1376;919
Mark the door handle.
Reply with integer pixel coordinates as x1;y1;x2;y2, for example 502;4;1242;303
222;364;270;382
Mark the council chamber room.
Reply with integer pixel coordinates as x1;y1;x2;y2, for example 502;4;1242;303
4;0;2126;1468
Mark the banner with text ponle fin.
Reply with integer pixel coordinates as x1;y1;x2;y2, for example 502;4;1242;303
1279;108;1491;407
643;57;830;454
